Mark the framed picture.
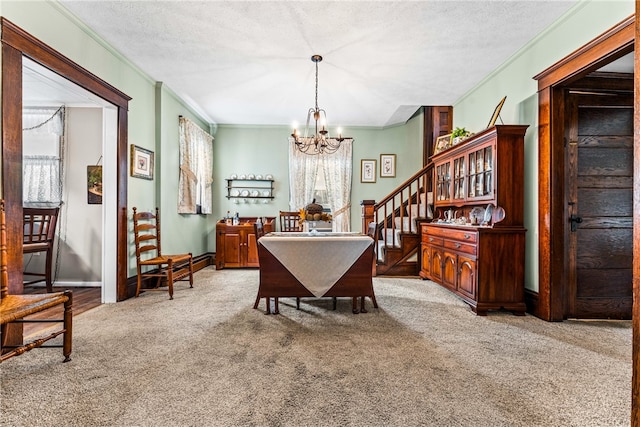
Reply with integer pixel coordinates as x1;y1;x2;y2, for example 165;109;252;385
487;95;507;129
380;154;396;178
87;166;103;205
434;133;452;155
130;144;154;180
360;159;376;183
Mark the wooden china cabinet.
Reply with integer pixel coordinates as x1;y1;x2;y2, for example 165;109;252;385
420;125;528;315
215;217;275;269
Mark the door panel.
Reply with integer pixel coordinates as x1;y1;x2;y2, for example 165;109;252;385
567;92;633;319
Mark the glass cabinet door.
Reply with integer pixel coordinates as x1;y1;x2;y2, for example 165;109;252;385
435;162;451;202
452;156;465;200
467;145;493;199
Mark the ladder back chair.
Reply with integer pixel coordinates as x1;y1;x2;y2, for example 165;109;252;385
132;207;194;300
279;211;301;232
23;207;59;292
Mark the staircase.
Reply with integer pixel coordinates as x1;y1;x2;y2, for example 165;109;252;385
362;163;433;276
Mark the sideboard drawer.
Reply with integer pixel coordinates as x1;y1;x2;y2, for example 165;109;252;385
443;239;476;255
422;235;444;246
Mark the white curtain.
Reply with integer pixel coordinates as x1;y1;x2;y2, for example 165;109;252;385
288;142;319;211
289;139;353;232
320;140;352;232
23;155;62;207
23;106;65;208
178;117;214;214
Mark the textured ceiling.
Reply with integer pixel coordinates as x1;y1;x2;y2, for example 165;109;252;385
56;1;579;128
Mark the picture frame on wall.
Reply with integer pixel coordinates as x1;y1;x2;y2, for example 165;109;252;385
487;95;507;129
130;144;154;180
87;165;103;205
380;154;396;178
361;159;376;183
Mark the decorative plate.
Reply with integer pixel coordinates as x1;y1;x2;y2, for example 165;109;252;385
240;190;249;197
230;174;237;179
256;174;263;180
265;174;273;180
251;190;259;197
239;174;246;180
483;203;494;224
230;189;239;197
248;174;255;180
262;190;270;197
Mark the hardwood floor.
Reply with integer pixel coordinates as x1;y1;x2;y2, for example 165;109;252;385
21;286;102;337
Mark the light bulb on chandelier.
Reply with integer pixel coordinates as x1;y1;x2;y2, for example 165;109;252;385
290;55;353;155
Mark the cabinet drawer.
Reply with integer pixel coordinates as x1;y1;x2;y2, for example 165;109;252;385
426;227;477;243
443;239;476;255
422;235;444;246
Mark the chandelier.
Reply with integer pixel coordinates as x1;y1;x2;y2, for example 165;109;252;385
290;55;353;155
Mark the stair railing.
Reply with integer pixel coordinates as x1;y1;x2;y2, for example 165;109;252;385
362;162;434;264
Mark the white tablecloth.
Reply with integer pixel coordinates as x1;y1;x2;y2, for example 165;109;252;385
259;233;373;297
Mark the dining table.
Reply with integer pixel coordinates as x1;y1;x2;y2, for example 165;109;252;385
254;232;377;314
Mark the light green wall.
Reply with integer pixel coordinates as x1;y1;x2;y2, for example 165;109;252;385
212;110;424;233
452;0;634;291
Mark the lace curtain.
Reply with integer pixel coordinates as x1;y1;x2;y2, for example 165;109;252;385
23;107;65;208
178;117;214;214
320;140;352;232
289;139;353;232
288;143;319;212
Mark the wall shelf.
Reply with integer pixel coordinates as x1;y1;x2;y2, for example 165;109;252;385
226;179;274;200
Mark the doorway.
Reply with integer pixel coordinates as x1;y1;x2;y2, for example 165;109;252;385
533;15;634;321
1;18;130;302
564;74;633;319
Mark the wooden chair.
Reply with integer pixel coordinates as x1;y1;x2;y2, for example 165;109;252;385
23;207;59;293
132;207;194;300
0;200;72;363
279;211;301;232
253;221;266;240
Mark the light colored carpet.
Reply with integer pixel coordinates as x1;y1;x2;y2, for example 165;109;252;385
0;267;632;427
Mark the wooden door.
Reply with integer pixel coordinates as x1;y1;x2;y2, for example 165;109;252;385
223;232;242;267
246;232;259;267
430;248;443;283
421;244;431;278
566;91;633;319
457;255;476;299
442;251;457;291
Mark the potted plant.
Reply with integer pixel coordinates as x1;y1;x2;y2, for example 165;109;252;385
451;127;472;145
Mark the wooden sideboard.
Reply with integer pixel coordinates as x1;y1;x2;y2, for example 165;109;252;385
215;217;274;269
420;125;528;315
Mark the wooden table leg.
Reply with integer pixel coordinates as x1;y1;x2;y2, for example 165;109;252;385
359;296;368;313
352;297;359;314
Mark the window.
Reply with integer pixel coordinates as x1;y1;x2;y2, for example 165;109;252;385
178;117;214;214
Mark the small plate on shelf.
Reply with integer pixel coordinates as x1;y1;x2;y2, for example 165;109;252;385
248;174;255;180
256;174;263;180
251;190;259;197
265;174;273;180
483;203;494;224
240;190;249;197
262;190;270;197
230;189;239;197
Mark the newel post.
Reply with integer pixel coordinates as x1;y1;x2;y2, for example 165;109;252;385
361;200;376;234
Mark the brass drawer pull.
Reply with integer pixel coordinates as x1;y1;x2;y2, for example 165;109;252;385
429;237;435;242
464;234;471;239
454;243;461;248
